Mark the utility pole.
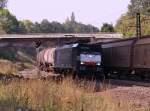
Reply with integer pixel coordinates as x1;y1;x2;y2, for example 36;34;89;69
136;13;141;38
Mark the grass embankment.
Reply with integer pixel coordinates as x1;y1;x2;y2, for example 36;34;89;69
0;59;34;76
0;47;36;63
0;79;148;111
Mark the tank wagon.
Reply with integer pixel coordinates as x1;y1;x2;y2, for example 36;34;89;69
37;48;56;71
101;36;150;79
37;43;103;76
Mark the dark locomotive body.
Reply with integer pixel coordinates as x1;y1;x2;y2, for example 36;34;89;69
102;36;150;78
54;43;102;75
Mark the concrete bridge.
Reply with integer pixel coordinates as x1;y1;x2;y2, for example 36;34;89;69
0;33;122;46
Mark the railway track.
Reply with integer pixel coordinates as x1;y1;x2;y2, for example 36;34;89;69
106;79;150;87
18;69;150;87
0;67;147;89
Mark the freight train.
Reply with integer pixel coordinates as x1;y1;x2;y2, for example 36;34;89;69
37;43;103;77
37;35;150;80
101;36;150;79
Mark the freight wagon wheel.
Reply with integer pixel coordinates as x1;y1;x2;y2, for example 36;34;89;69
74;71;83;80
96;73;105;81
146;73;150;81
116;70;125;79
140;74;146;80
54;68;59;74
104;71;110;79
75;71;84;79
72;73;76;79
60;70;67;77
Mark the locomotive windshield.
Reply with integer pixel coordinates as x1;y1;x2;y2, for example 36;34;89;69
80;52;101;65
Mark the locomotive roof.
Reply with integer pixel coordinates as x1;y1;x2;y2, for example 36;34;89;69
56;43;99;49
61;43;79;48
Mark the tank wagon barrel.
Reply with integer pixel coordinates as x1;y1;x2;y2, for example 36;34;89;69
37;48;56;71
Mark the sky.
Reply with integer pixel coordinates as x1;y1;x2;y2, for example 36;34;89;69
7;0;130;27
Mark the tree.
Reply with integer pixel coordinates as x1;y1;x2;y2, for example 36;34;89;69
115;0;150;37
0;24;5;34
34;22;41;33
63;12;99;33
128;0;150;15
40;19;52;33
115;14;136;37
71;12;75;22
63;17;74;33
101;23;114;33
0;0;7;9
0;8;100;34
0;9;19;33
21;20;35;33
17;21;27;34
51;21;64;33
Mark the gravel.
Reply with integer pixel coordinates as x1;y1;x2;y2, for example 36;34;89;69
101;85;150;108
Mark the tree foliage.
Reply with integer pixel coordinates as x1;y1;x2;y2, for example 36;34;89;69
62;13;99;33
0;9;19;34
0;11;99;34
115;0;150;37
101;23;115;33
128;0;150;15
71;12;75;22
18;21;27;34
0;0;7;33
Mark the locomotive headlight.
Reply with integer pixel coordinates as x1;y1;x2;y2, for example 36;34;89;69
81;62;84;65
97;62;101;66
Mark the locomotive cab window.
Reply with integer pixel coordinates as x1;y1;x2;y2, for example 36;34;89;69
80;52;101;65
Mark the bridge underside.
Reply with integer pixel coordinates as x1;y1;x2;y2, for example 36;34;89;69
0;37;91;62
0;37;91;47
